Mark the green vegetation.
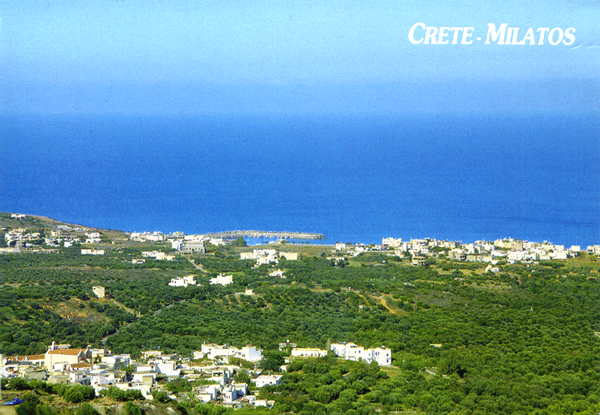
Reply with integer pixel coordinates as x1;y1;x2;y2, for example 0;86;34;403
2;216;600;413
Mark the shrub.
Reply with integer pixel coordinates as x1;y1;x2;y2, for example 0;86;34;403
8;377;31;391
75;403;100;415
124;402;144;415
15;392;40;415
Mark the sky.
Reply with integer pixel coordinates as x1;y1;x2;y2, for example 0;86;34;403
1;0;599;115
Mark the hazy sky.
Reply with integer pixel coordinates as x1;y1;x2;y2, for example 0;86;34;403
2;0;598;115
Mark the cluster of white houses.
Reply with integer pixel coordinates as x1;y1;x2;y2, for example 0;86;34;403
1;339;391;406
1;226;101;253
133;232;247;255
168;274;235;288
193;344;263;362
3;214;599;265
290;343;391;367
334;237;600;266
240;249;298;267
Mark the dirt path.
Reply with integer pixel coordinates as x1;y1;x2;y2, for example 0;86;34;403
188;259;207;273
379;296;398;314
109;299;136;315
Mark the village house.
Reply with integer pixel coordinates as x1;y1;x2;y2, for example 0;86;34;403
81;249;105;255
222;383;248;404
411;253;426;266
131;232;165;242
45;345;93;372
139;358;181;379
132;365;157;385
269;269;285;278
92;286;105;298
4;354;46;376
207;237;228;246
142;251;175;261
90;369;121;394
85;232;102;244
382;237;402;248
330;342;391;366
256;254;279;265
588;245;600;255
196;384;221;403
240;249;296;265
169;275;196;287
194;344;263;362
290;348;328;358
181;241;206;254
335;243;347;251
485;263;500;273
254;374;283;388
448;249;467;261
101;354;132;367
210;274;233;286
240;249;276;260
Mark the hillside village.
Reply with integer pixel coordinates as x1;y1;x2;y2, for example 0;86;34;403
2;213;600;413
1;340;391;408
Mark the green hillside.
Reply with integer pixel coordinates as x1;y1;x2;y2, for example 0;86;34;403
2;217;600;413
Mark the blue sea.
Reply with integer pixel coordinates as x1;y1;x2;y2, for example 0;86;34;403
1;113;598;247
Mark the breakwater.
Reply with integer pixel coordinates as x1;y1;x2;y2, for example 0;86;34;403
205;230;325;240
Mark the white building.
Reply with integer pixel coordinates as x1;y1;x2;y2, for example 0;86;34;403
256;255;279;265
269;270;285;278
196;384;220;402
240;252;255;260
210;274;233;286
169;275;196;287
194;344;262;362
382;238;402;248
335;243;347;251
92;286;105;298
254;375;283;388
240;346;263;362
330;343;391;366
85;232;102;244
222;383;247;403
101;354;131;367
82;249;105;255
588;245;600;255
90;370;119;393
148;360;181;378
131;232;165;242
291;348;328;358
141;251;175;261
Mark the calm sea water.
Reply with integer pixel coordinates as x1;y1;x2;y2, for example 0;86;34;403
1;113;598;247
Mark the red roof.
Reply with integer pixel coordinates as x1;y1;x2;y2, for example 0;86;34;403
8;354;45;362
47;348;86;356
71;362;92;369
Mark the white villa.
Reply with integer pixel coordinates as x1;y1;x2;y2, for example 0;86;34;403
330;342;392;366
210;274;233;286
194;344;263;362
169;275;196;287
